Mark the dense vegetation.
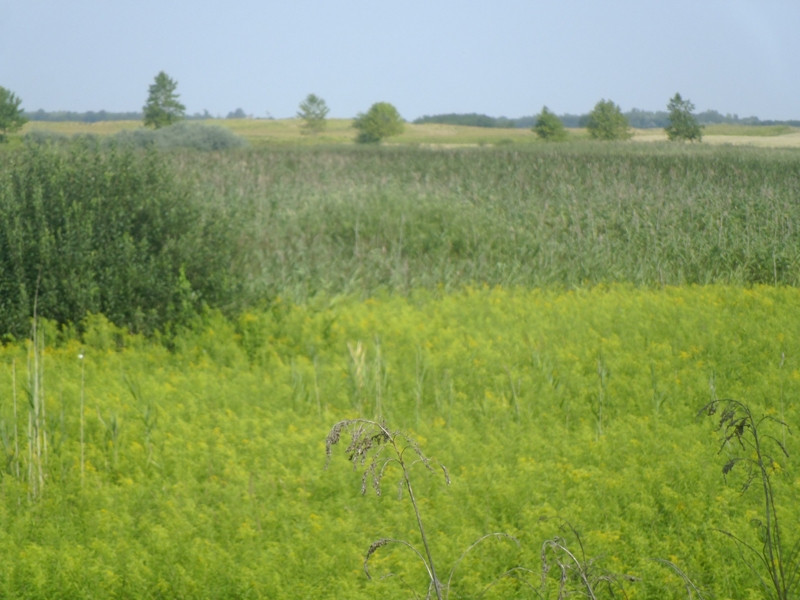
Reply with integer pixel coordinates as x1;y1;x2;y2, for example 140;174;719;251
5;140;800;338
184;142;800;300
0;139;799;598
0;139;240;339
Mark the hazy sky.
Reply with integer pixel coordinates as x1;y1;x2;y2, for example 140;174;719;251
3;0;798;121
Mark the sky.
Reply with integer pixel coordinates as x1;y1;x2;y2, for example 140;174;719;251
2;0;799;121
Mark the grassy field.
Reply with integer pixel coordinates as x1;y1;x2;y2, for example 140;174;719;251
1;138;800;598
19;117;800;147
1;287;799;598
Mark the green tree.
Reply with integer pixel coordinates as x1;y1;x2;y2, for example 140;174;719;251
297;93;330;135
353;102;404;143
665;92;702;142
143;71;185;129
533;106;568;141
0;86;27;142
586;99;632;140
226;108;247;119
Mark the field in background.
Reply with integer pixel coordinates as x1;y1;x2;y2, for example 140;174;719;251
20;117;800;147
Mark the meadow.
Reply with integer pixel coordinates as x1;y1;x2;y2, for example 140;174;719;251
1;133;800;599
19;117;800;148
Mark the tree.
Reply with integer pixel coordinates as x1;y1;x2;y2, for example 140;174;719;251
226;108;247;119
586;99;632;141
0;86;27;142
665;93;702;142
143;71;185;129
297;93;330;135
353;102;404;143
533;106;568;141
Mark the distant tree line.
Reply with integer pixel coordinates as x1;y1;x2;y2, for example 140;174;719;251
412;112;519;128
415;110;800;129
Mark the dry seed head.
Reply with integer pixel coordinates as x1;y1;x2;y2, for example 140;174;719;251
722;459;736;476
364;538;392;579
324;421;347;468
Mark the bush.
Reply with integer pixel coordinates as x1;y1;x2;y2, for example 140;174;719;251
114;122;246;151
665;93;703;142
353;102;404;143
587;99;632;141
22;129;70;145
0;140;240;338
533;106;568;141
22;123;246;152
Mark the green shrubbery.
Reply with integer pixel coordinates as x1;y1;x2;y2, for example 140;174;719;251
0;139;240;338
3;141;799;341
115;121;247;150
23;122;246;151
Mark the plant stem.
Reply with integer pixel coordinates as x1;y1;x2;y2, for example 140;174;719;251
395;437;443;600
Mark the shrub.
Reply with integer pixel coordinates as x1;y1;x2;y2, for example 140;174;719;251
665;93;703;142
0;140;240;337
22;129;70;145
353;102;404;143
533;106;568;141
114;122;246;151
587;99;632;140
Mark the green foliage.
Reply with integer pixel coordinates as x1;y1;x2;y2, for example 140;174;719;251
532;106;568;141
666;93;703;142
5;132;800;599
297;93;330;135
413;113;519;128
143;71;185;129
22;122;246;151
326;419;631;599
0;285;798;597
21;129;69;145
0;141;240;337
353;102;404;143
0;86;27;142
586;99;632;140
114;121;246;150
180;144;800;306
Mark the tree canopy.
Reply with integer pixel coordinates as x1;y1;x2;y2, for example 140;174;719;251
665;93;703;142
297;93;330;135
0;86;27;142
587;99;632;141
353;102;404;143
532;106;568;141
143;71;185;129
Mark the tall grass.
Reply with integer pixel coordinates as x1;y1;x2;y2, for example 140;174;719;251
2;141;798;337
181;143;800;305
